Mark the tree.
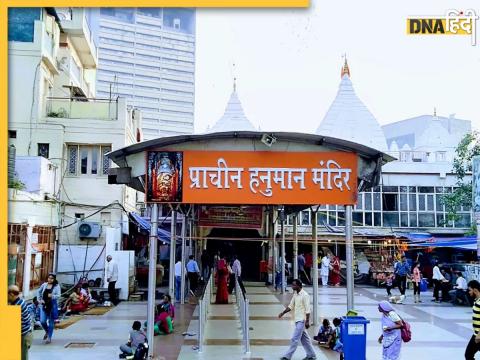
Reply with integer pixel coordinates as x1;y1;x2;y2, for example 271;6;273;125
443;131;480;228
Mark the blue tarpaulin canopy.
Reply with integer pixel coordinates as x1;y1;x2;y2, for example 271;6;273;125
129;212;176;244
408;235;476;251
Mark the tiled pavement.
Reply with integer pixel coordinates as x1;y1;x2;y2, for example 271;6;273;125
178;285;475;360
29;285;476;359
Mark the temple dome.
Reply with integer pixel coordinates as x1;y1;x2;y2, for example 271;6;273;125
316;61;388;152
206;87;256;133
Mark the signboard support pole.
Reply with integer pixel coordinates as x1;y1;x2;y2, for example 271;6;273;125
181;214;187;305
293;214;298;280
345;205;354;312
147;203;158;356
474;156;480;260
280;207;286;294
170;210;177;301
312;211;318;326
271;209;276;289
23;223;34;297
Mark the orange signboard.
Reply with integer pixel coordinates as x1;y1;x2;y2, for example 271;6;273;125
179;151;357;205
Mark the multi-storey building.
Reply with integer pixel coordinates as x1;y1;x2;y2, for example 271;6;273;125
93;8;196;140
8;7;141;296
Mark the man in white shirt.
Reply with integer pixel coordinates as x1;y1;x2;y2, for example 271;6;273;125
278;279;316;360
174;260;185;302
106;255;119;305
449;272;469;305
320;254;331;286
232;255;246;295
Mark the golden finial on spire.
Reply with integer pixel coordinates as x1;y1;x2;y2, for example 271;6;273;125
341;53;350;78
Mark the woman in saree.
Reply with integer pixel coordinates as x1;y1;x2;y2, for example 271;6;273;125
215;258;230;304
378;301;403;360
330;255;341;286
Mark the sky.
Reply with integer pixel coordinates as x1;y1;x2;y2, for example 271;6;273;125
194;0;480;134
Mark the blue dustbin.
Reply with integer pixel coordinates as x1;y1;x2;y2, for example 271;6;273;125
340;316;370;360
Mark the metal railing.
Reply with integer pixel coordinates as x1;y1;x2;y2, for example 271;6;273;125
235;275;250;354
45;97;117;120
198;272;213;353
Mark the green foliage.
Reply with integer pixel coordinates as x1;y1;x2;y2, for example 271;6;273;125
8;177;25;190
442;131;480;223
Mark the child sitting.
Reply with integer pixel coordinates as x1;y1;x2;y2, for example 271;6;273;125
331;317;344;360
119;321;147;358
314;318;334;345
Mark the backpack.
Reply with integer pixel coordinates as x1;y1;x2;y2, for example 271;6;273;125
133;342;148;360
400;320;412;343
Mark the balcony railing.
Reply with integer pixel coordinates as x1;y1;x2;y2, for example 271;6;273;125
46;97;117;120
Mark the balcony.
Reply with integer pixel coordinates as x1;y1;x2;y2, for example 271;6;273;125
37;21;59;74
57;8;98;68
46;97;117;120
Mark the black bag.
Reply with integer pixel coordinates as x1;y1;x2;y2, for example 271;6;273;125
134;342;148;360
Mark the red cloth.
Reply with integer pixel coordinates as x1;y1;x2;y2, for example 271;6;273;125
330;256;341;285
155;312;170;333
69;302;88;312
215;260;229;304
305;253;313;268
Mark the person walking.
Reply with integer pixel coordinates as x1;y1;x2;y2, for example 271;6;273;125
412;262;422;303
106;255;119;305
297;252;310;285
275;255;288;292
378;301;403;360
305;252;313;283
432;261;446;303
215;258;230;304
8;285;32;360
200;250;211;281
320;254;331;286
394;256;410;296
465;280;480;359
232;255;246;295
278;279;317;360
329;254;341;286
186;255;200;295
174;259;185;302
37;273;61;344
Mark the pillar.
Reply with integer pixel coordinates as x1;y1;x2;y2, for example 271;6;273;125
147;204;158;352
312;211;318;326
169;210;177;300
345;205;354;311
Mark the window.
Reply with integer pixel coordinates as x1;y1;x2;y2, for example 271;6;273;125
301;210;310;225
382;193;398;211
67;145;111;176
75;213;85;219
37;143;49;158
436;151;447;162
8;130;17;138
101;212;111;226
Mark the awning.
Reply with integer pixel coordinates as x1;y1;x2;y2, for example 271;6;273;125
409;235;476;251
129;212;177;244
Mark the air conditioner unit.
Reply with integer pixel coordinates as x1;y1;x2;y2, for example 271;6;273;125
78;221;102;239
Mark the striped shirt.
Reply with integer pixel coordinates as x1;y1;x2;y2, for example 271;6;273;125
13;297;32;335
473;298;480;334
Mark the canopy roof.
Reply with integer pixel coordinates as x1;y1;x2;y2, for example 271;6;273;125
108;131;395;198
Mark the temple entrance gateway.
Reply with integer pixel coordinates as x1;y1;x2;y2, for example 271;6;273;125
107;131;392;358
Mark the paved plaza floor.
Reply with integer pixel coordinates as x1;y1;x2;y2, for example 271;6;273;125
29;285;475;360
